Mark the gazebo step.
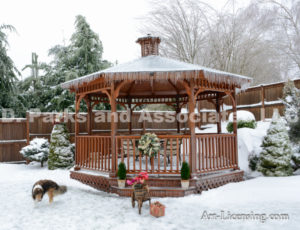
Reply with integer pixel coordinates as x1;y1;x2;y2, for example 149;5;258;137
110;186;196;197
70;169;244;197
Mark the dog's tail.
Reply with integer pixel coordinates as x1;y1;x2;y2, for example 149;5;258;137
55;185;67;195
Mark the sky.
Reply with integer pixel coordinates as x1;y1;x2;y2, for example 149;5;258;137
0;0;245;79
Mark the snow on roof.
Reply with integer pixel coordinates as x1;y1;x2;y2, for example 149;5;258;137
61;55;252;89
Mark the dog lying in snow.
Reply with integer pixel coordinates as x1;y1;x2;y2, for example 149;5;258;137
32;180;67;204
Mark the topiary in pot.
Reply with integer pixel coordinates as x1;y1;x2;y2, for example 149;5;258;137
181;161;190;189
117;162;127;188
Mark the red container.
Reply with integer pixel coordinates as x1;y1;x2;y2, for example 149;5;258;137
150;201;165;217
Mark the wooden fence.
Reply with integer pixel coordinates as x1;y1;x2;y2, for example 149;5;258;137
199;79;300;120
1;79;299;162
0;119;27;162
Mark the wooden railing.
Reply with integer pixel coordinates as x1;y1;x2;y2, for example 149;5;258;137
76;136;112;172
116;135;190;174
195;134;237;173
75;133;237;174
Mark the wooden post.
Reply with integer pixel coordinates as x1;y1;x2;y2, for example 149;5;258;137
75;95;80;136
231;92;239;169
26;111;30;145
86;97;92;135
188;80;197;174
176;95;180;133
261;85;265;121
128;98;132;134
110;83;117;175
216;96;221;134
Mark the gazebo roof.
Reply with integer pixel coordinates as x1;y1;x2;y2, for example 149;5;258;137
61;35;252;90
61;55;251;90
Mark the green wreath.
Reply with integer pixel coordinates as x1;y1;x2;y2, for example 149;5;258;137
138;133;160;158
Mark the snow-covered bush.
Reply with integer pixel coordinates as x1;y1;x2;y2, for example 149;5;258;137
257;110;293;176
48;123;74;170
20;138;49;167
227;110;257;133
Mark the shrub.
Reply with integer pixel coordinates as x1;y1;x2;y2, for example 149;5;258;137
181;162;190;180
227;120;257;133
20;138;49;167
288;112;300;143
249;154;259;171
292;151;300;170
117;162;127;180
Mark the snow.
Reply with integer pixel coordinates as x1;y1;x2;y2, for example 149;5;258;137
0;139;27;144
0;163;299;230
228;110;255;122
61;55;251;90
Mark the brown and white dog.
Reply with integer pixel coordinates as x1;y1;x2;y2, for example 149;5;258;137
32;180;67;204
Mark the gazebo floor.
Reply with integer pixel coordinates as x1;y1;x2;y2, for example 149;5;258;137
70;169;244;197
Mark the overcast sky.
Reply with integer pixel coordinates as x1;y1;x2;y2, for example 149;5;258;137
1;0;242;79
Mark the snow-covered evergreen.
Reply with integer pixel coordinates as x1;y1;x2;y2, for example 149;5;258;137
257;110;293;176
282;80;300;124
48;123;74;170
20;138;49;167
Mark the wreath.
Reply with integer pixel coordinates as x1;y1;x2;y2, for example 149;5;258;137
138;133;160;158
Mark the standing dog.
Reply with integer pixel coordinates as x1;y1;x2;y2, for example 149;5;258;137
32;180;67;204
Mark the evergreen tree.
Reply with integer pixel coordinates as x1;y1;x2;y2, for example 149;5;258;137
22;53;43;92
42;15;112;113
282;80;300;125
0;24;20;117
70;15;106;76
257;110;293;176
48;123;74;170
20;138;49;167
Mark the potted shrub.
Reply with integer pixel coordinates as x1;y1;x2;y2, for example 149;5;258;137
117;162;127;188
181;162;190;189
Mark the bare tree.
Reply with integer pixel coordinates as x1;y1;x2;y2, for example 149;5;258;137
260;0;300;78
141;0;216;64
206;1;282;84
140;0;285;85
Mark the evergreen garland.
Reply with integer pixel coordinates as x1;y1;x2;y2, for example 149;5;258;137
138;133;161;158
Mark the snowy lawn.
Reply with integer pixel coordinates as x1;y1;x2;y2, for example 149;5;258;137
1;163;300;230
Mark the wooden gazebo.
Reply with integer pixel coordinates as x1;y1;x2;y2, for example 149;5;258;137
62;35;252;197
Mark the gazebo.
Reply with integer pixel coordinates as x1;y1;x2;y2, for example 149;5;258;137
62;35;252;197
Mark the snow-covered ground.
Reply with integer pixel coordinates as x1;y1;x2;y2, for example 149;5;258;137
0;163;299;230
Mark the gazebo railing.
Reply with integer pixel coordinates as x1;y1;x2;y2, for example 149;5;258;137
195;134;237;173
76;136;112;172
75;133;238;174
116;135;191;174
